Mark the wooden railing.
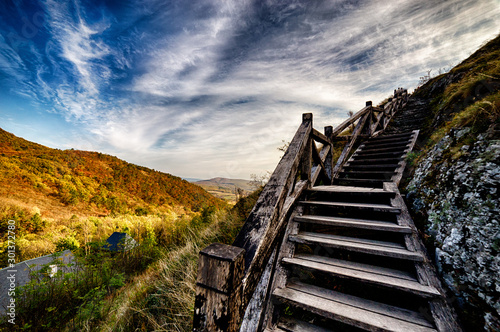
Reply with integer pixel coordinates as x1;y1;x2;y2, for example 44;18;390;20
193;88;409;332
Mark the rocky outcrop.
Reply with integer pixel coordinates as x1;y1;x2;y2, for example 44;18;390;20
407;127;500;331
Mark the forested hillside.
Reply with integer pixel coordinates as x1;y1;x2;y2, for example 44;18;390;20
0;128;224;266
0;128;222;215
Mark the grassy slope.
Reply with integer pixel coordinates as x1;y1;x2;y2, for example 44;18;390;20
76;188;262;332
413;34;500;143
0;128;225;266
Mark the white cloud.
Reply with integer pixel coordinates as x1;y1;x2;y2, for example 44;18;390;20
4;0;500;179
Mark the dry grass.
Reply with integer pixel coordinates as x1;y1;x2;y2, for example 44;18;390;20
81;209;239;332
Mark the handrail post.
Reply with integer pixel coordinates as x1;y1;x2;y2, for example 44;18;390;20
300;113;313;184
324;125;334;184
193;243;245;332
365;101;373;136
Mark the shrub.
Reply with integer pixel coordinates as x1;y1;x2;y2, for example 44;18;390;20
55;237;80;251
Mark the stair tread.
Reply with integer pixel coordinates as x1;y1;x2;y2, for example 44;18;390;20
299;200;400;213
309;185;393;194
358;145;409;153
273;281;437;331
334;178;386;182
361;139;412;147
368;132;414;140
338;172;395;180
276;316;334;332
339;170;396;174
283;255;440;298
346;158;403;164
289;232;423;261
290;254;416;281
353;151;408;158
343;164;401;169
295;215;412;233
361;141;410;148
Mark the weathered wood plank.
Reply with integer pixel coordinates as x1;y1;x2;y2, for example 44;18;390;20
309;185;394;194
386;182;463;331
299;200;401;213
277;316;334;332
353;150;411;158
193;243;245;332
289;232;424;261
330;105;372;137
324;126;334;184
357;145;410;153
282;256;440;298
346;157;403;164
240;247;278;332
311;143;330;185
294;215;412;233
390;130;419;186
311;128;331;145
273;281;437;331
232;114;312;307
262;205;304;330
332;111;370;178
291;253;416;281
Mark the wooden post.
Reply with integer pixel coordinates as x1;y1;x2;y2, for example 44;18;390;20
193;243;245;332
300;113;312;183
324;126;334;184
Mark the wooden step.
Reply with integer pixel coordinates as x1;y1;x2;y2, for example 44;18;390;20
339;170;396;176
352;151;409;159
307;186;395;204
282;254;440;298
299;201;401;213
333;178;385;187
361;138;412;147
272;317;334;332
338;171;395;180
357;145;409;153
368;132;414;141
289;232;423;261
294;215;412;233
360;141;410;149
309;185;394;194
342;164;401;171
346;157;403;164
273;281;437;331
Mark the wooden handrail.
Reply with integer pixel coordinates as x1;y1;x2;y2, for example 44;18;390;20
193;88;409;331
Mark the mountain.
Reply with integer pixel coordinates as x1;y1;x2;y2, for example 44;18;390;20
0;128;224;221
194;177;254;202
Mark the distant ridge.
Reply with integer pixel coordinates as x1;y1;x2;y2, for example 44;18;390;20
194;177;254;202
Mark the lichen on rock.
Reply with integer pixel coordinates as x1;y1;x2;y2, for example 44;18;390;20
407;129;500;330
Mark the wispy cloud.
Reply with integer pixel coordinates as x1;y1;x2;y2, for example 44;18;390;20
1;0;499;179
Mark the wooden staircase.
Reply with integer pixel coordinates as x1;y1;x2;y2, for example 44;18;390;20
263;131;460;331
193;90;462;332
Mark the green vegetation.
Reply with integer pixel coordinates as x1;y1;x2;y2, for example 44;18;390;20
0;188;260;331
0;127;260;330
0;128;225;267
414;34;500;148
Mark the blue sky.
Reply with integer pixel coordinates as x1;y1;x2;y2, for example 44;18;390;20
1;0;499;179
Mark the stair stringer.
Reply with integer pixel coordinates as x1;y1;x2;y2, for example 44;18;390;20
386;182;463;332
261;205;304;331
